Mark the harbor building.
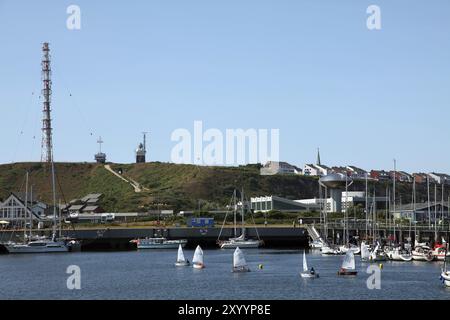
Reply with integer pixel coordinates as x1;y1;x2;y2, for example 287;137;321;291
64;194;105;215
393;202;450;222
0;194;44;227
260;161;302;175
428;173;450;185
251;191;388;214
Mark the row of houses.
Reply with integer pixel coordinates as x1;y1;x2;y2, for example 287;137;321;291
0;193;106;227
261;161;450;185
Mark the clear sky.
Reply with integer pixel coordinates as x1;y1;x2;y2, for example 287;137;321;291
1;0;449;173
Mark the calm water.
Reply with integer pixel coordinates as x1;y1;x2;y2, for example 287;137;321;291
0;249;449;300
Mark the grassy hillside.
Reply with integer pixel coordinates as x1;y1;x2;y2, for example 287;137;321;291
0;162;445;213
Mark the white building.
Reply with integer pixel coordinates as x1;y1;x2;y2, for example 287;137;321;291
303;164;330;177
260;161;302;175
428;173;450;185
251;191;387;213
0;194;44;227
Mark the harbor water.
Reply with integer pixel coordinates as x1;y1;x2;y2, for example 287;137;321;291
0;249;449;300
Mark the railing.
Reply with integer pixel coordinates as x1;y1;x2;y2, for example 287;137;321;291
310;220;450;232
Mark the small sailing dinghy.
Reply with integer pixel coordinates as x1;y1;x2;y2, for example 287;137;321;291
300;251;319;279
370;243;387;262
192;245;205;269
232;247;250;273
175;244;190;267
338;251;358;276
360;242;371;262
440;242;450;287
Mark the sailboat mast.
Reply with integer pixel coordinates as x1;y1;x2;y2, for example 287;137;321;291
29;185;33;239
411;177;416;241
345;174;349;246
427;175;431;229
373;189;377;242
393;159;396;244
441;183;444;235
365;173;369;240
24;171;29;242
435;183;438;242
241;188;245;237
51;160;57;238
59;199;62;238
233;190;237;238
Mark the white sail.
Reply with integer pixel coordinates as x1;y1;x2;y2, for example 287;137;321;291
361;242;371;260
177;244;186;262
370;244;380;260
342;251;356;270
193;245;204;265
303;251;308;272
233;247;248;268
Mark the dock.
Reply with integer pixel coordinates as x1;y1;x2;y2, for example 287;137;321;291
0;227;309;251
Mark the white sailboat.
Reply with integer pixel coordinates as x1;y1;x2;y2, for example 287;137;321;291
369;243;387;262
175;244;190;267
440;242;450;287
412;244;435;262
232;247;250;273
218;189;263;249
5;168;70;254
386;245;412;262
360;242;371;262
192;245;205;269
338;251;357;276
300;251;319;278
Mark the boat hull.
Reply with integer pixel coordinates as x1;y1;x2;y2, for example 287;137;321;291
5;244;69;254
338;271;358;276
301;272;319;279
138;240;187;250
388;252;413;262
175;261;190;267
412;253;434;262
220;241;262;249
233;267;250;273
193;263;205;269
442;272;450;287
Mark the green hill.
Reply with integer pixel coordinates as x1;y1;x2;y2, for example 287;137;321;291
0;162;436;213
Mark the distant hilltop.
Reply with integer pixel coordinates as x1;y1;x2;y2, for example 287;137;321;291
0;162;436;213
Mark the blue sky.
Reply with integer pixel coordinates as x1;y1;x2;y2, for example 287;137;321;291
1;0;449;173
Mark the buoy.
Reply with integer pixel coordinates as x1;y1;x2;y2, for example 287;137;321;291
258;264;264;270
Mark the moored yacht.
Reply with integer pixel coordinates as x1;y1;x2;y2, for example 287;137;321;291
412;245;435;262
134;237;187;249
218;189;263;249
386;246;413;262
5;236;69;254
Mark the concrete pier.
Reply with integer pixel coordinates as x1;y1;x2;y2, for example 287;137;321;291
0;227;309;251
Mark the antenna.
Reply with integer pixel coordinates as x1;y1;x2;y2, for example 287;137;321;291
142;131;148;152
97;136;104;153
41;42;53;163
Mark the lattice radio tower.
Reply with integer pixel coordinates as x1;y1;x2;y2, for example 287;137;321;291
41;42;53;163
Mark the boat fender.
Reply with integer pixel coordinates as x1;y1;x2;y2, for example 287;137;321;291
379;264;383;270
